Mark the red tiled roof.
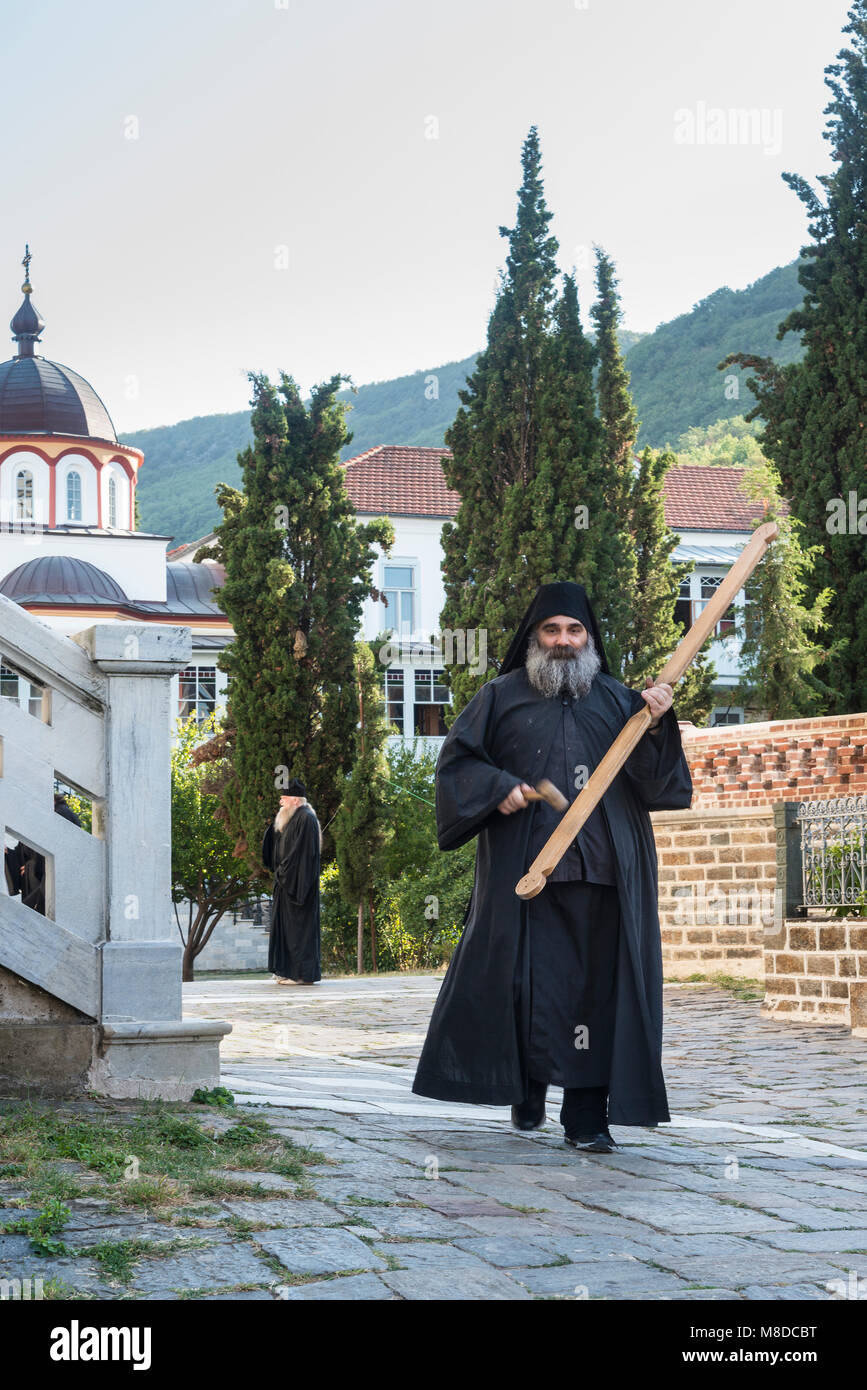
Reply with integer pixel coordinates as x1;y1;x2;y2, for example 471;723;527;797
343;447;771;533
343;446;459;518
662;465;775;532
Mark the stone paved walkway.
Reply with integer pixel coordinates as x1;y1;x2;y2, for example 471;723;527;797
3;978;867;1300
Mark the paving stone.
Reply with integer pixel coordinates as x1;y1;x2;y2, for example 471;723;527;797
510;1260;688;1298
739;1282;834;1300
381;1268;532;1300
453;1216;559;1241
130;1241;277;1293
274;1273;395;1300
306;1178;400;1204
254;1226;387;1274
338;1206;469;1239
407;1192;522;1219
199;1289;276;1300
568;1191;796;1235
752;1229;867;1254
453;1235;558;1268
376;1240;490;1269
0;1234;36;1262
222;1198;344;1227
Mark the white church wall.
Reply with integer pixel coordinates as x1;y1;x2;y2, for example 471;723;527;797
0;532;168;602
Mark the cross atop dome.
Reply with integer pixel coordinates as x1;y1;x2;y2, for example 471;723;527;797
10;243;45;358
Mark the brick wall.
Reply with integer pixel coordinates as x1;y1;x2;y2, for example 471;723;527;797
681;712;867;809
652;807;775;978
763;916;867;1032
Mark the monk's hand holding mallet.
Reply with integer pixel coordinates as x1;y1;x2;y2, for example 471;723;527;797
498;782;536;815
641;677;673;731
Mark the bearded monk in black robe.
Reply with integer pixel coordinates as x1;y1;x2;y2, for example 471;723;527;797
412;582;693;1151
262;778;322;985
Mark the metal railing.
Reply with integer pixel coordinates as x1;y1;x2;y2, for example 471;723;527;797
230;895;271;926
798;797;867;911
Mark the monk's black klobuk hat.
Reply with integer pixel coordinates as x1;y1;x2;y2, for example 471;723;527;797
282;777;307;797
498;581;611;677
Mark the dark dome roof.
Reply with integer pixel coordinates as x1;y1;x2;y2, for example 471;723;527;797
0;355;117;442
0;555;128;605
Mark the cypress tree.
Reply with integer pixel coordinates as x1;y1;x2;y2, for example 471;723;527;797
198;372;393;871
333;642;393;972
441;127;560;716
587;247;639;673
723;1;867;710
489;274;604;656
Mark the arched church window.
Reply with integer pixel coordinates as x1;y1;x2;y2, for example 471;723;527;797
108;475;118;528
67;471;82;522
15;470;34;521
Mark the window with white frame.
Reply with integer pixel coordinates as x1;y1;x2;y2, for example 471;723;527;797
178;666;217;723
15;470;33;522
382;563;416;635
699;574;736;638
66;471;82;522
383;667;405;734
108;475;118;528
413;668;450;736
1;660;45;719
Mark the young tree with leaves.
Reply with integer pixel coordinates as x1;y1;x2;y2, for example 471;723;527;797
623;448;716;725
171;714;253;981
197;373;394;873
733;461;834;719
332;642;393;972
723;1;867;711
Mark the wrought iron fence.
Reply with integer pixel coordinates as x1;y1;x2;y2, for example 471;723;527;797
230;895;271;926
798;797;867;912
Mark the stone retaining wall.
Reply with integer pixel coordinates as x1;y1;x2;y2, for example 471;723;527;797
651;807;775;978
194;917;270;973
763;916;867;1034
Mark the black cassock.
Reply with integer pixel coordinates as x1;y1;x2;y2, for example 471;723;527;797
262;807;322;983
411;666;693;1125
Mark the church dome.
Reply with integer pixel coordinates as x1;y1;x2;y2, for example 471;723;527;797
0;555;128;605
0;357;118;442
0;247;118;443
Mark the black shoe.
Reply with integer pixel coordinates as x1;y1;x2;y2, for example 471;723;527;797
564;1129;617;1153
511;1079;548;1131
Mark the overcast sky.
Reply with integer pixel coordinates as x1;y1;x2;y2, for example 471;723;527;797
0;0;852;433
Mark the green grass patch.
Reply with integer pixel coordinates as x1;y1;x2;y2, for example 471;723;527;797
0;1100;324;1223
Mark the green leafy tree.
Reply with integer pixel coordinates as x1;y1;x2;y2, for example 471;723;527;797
171;714;253;981
333;643;393;972
375;741;475;969
196;372;393;870
675;416;767;468
733;461;835;719
722;1;867;710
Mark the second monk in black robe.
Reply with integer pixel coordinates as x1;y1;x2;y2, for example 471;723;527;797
412;582;693;1127
262;799;322;984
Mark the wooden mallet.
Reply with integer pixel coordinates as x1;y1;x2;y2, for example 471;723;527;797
521;779;569;812
515;520;780;900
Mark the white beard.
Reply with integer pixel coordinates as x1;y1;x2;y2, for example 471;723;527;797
275;801;303;834
525;629;601;699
